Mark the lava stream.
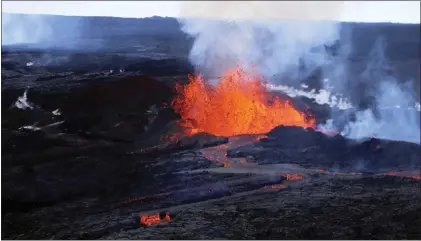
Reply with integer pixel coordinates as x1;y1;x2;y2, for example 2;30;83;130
261;173;305;189
200;134;265;167
283;173;305;181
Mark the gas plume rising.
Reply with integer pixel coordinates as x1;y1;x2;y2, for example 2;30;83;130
321;37;421;143
178;1;345;82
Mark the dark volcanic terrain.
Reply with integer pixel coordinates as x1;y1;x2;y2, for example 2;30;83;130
2;15;421;239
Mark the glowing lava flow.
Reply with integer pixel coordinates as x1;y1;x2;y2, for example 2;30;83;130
140;212;171;226
200;134;265;167
171;66;315;137
261;173;305;189
283;173;305;181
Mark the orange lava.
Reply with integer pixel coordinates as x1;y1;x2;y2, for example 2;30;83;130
261;173;305;189
283;173;305;181
171;66;315;137
201;149;231;167
200;134;266;167
140;212;171;226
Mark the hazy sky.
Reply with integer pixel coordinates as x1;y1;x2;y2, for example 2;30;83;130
2;1;420;24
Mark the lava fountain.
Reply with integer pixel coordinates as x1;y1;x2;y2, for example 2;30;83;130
171;66;316;137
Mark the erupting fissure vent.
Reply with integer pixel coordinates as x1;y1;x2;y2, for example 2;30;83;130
171;66;316;137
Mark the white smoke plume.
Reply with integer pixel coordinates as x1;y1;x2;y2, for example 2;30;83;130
13;89;34;110
340;81;420;143
321;37;420;144
178;1;346;81
267;82;353;110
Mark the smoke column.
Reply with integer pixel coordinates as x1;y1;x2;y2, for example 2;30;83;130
178;1;346;83
333;37;420;143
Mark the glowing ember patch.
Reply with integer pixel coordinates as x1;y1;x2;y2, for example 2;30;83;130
171;66;315;137
140;212;171;226
283;173;305;181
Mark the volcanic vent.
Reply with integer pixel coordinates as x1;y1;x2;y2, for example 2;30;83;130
171;66;315;137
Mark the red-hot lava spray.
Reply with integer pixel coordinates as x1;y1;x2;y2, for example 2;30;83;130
171;66;315;137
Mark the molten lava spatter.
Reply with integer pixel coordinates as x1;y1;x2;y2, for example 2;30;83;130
140;212;171;226
171;66;315;137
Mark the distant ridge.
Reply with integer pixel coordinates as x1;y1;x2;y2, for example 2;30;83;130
2;13;419;61
3;12;420;25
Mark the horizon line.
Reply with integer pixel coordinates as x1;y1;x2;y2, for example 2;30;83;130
2;12;420;25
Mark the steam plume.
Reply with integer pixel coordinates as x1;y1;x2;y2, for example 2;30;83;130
330;38;420;143
178;1;346;82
